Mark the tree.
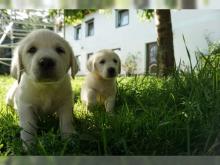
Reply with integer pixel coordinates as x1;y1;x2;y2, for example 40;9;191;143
155;9;175;76
140;9;175;76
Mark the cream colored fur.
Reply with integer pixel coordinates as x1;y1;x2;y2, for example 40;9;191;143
81;49;121;112
6;29;78;148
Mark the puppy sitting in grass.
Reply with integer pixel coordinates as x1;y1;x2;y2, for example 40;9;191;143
6;29;78;149
81;49;121;112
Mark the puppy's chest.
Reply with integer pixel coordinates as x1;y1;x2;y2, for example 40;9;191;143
39;96;53;112
96;86;115;102
36;92;62;113
97;87;112;96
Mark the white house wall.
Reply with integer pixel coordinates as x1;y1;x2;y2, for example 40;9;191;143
65;9;220;75
171;10;220;67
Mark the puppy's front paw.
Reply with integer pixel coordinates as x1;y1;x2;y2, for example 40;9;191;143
105;96;115;113
61;129;77;140
60;121;76;140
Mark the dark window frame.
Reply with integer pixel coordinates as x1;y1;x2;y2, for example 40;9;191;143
116;10;129;28
74;24;81;40
87;52;93;61
75;55;81;71
146;42;158;74
85;19;94;37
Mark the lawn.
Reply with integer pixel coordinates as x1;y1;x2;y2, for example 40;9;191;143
0;55;219;156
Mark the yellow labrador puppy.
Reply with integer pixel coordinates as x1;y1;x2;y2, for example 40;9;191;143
81;49;121;112
6;29;78;148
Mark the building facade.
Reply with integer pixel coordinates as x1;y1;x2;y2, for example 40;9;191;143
65;9;220;75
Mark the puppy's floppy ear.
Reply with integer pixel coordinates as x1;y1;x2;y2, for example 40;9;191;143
70;49;79;79
118;57;121;74
87;55;95;72
10;46;24;83
114;52;121;74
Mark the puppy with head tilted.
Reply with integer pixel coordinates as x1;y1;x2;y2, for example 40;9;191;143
81;49;121;112
6;29;78;148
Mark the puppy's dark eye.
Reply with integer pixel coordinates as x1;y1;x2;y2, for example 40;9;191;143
55;46;65;54
27;46;37;54
100;60;105;64
113;59;118;64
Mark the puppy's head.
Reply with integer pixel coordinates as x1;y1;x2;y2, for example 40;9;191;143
11;29;78;83
87;49;121;79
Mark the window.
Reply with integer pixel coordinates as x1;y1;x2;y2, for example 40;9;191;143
146;42;158;74
116;10;129;27
74;25;81;40
75;55;81;71
86;19;94;37
87;53;93;60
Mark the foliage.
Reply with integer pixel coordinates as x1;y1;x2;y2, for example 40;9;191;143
208;41;220;56
195;40;220;71
137;9;154;21
48;9;63;18
0;9;8;15
64;9;96;25
0;0;10;7
48;9;64;31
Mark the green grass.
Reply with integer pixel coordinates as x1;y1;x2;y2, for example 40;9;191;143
0;55;219;155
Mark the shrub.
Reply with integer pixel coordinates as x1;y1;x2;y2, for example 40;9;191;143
122;52;140;76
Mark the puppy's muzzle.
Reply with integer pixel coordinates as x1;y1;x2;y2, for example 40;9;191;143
37;57;57;81
107;67;116;78
38;57;56;71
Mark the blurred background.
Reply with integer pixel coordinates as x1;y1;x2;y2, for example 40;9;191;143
0;9;63;74
1;9;220;75
0;0;219;9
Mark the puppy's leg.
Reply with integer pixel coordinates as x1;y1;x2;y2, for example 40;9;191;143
5;81;18;108
85;89;97;111
81;87;97;111
18;104;38;148
105;95;116;112
58;101;75;140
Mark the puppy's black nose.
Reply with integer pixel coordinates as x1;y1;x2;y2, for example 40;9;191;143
38;57;55;70
107;67;116;77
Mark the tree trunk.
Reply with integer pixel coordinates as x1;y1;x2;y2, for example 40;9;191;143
155;9;175;76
